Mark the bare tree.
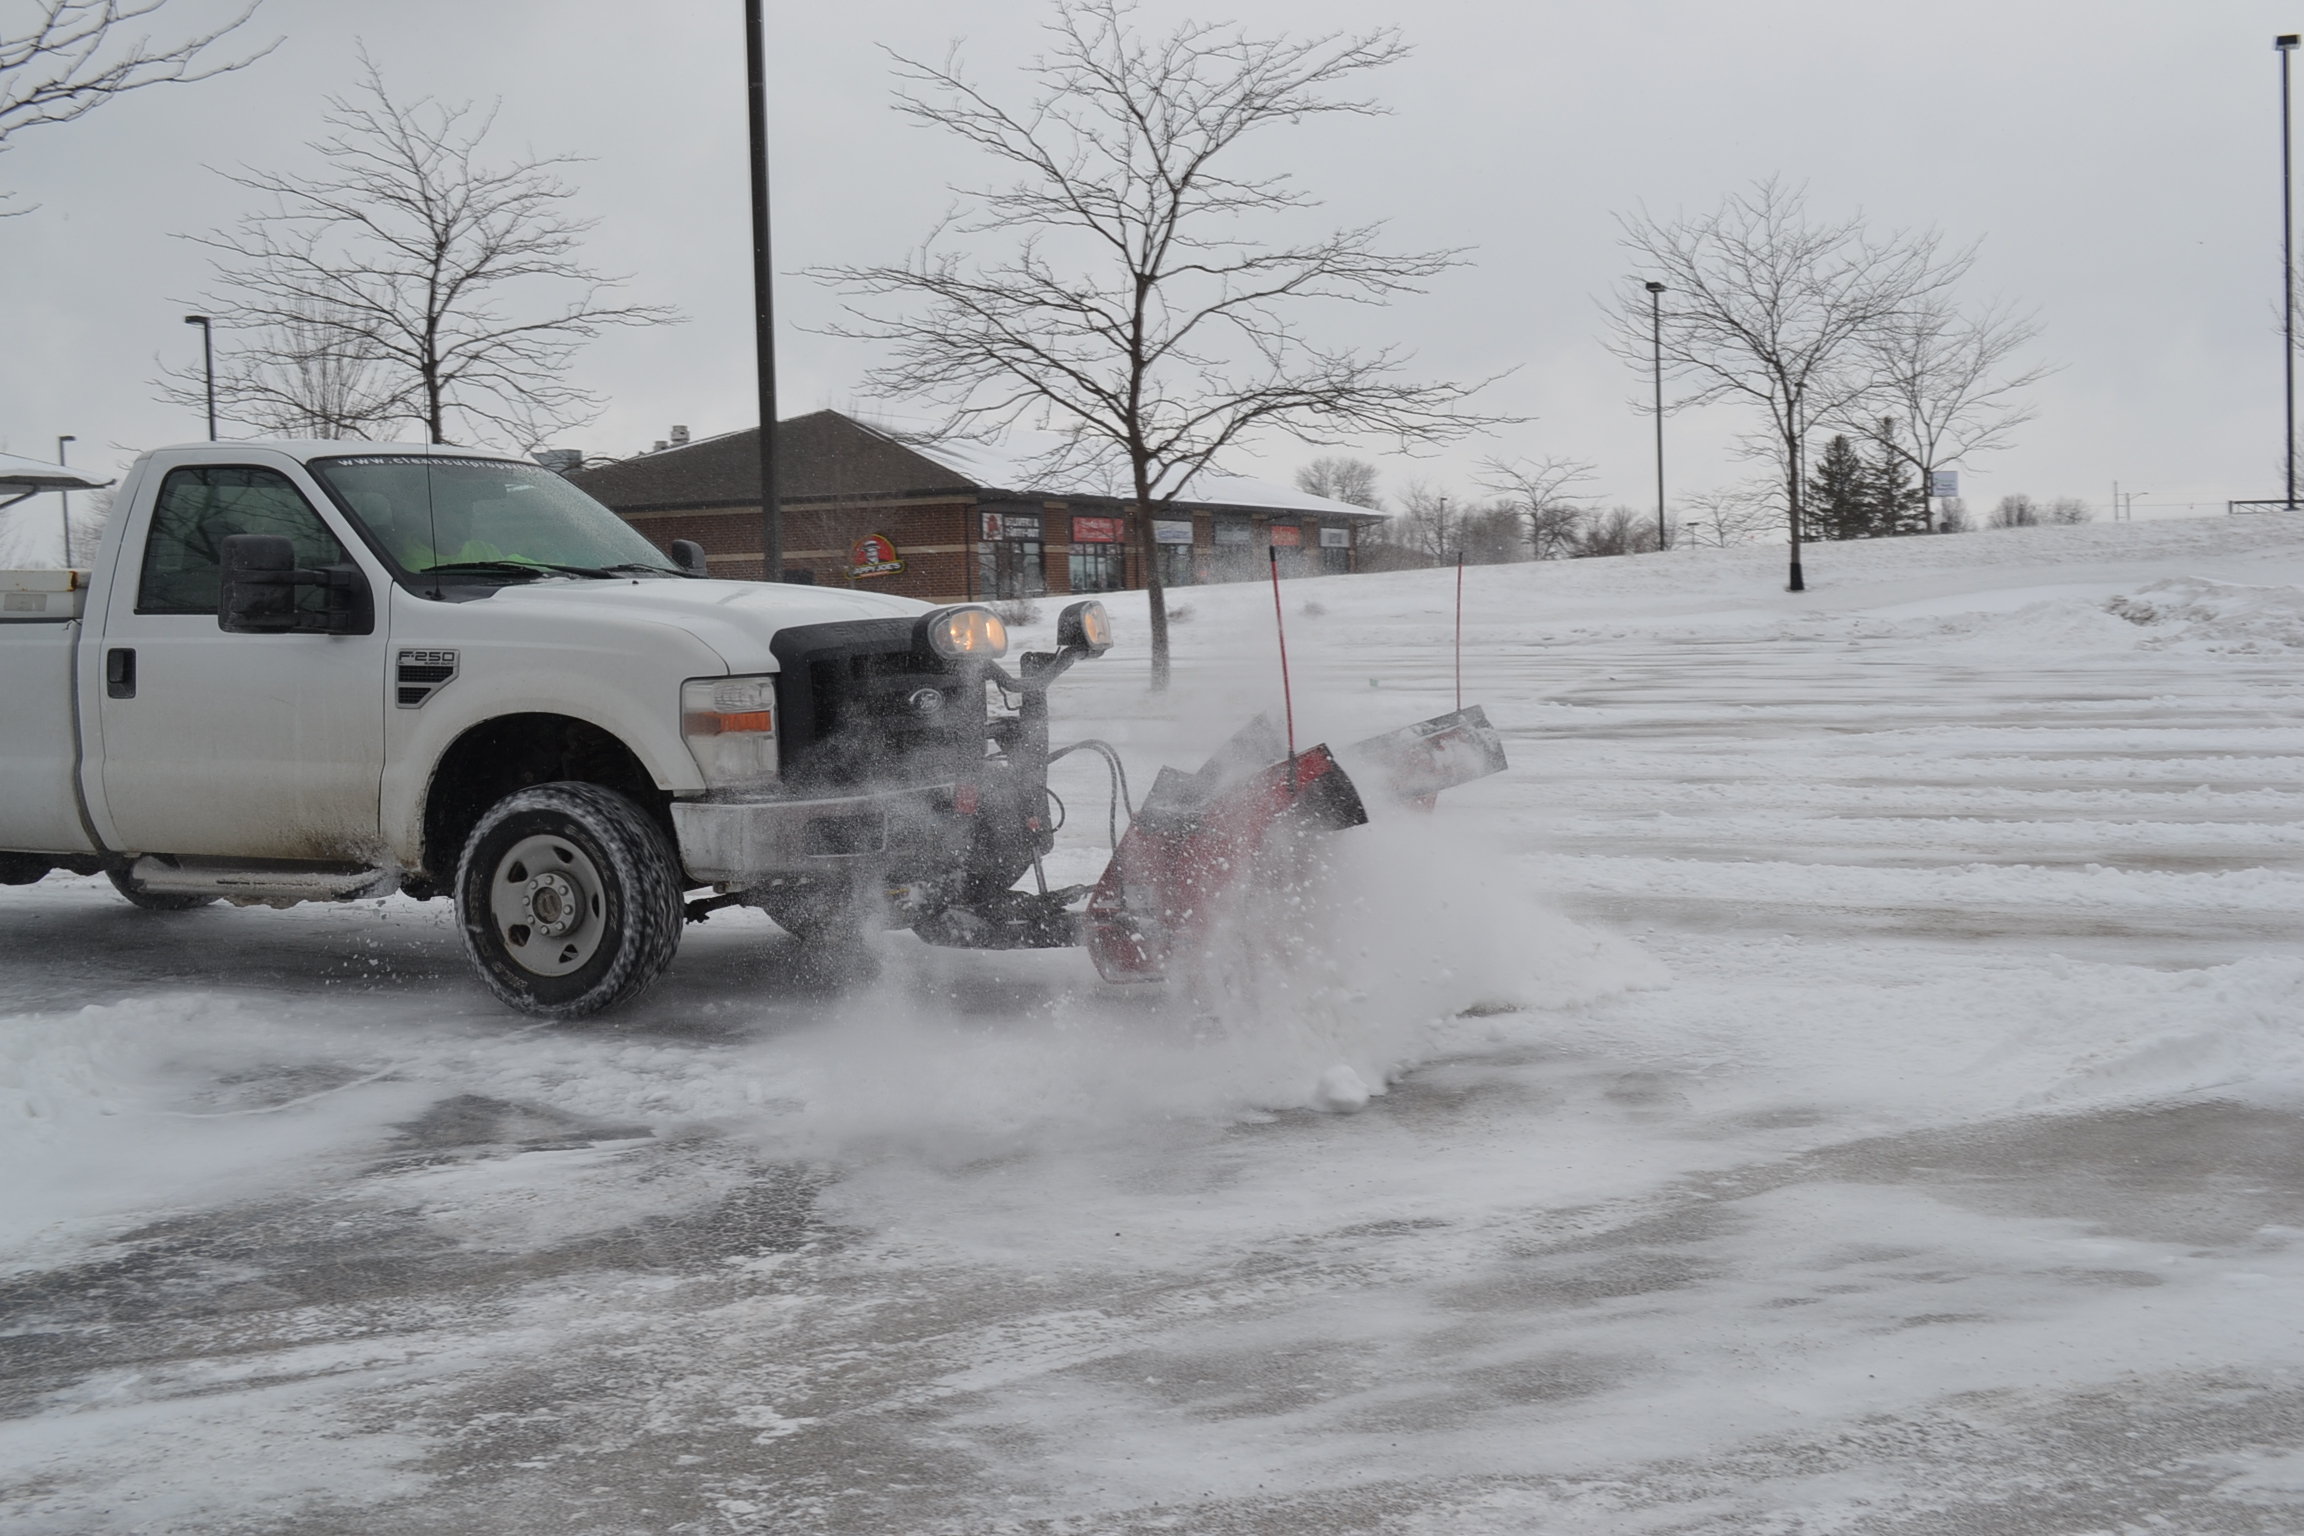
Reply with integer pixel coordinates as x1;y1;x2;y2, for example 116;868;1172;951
817;1;1506;686
1833;294;2048;529
2045;496;2091;525
1360;484;1519;568
1614;179;1960;591
1988;493;2039;528
1;0;272;207
1373;480;1459;565
1295;454;1382;509
1476;454;1593;560
1574;506;1664;558
191;296;401;438
1676;480;1779;547
165;57;679;447
66;480;111;564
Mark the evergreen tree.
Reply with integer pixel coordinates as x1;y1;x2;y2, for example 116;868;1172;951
1863;419;1927;536
1805;434;1869;540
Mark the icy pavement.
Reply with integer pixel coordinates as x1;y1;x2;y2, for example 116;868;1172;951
5;517;2304;1534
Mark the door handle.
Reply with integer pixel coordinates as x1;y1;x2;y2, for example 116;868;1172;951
106;647;136;699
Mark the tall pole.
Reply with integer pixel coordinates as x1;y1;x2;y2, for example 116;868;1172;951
1646;280;1667;550
746;0;784;582
2283;38;2299;506
183;315;215;441
56;434;74;565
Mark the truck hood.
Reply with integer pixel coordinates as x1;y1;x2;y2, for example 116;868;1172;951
479;577;933;673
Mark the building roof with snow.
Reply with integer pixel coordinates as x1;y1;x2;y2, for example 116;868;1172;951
568;409;1381;596
569;410;1383;524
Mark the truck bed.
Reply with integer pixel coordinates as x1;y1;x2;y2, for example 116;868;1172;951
1;571;99;857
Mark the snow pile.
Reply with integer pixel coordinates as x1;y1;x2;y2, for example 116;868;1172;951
2026;955;2304;1105
1831;575;2304;656
2104;576;2304;652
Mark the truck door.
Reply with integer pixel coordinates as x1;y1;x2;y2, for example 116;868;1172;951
95;462;387;862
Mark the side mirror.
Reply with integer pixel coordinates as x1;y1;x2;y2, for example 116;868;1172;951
219;534;299;633
1057;600;1112;657
670;538;708;576
218;534;374;635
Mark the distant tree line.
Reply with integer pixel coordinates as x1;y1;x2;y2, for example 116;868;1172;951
1297;452;1681;565
1299;448;2095;566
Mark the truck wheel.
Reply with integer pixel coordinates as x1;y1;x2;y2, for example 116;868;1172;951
107;867;215;911
456;783;683;1019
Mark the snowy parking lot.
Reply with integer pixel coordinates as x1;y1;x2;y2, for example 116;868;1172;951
5;514;2304;1534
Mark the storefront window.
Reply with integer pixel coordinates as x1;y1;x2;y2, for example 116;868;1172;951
1066;514;1126;592
1211;518;1259;583
1070;544;1126;592
1152;518;1195;587
978;510;1046;599
1156;542;1195;588
1269;523;1310;578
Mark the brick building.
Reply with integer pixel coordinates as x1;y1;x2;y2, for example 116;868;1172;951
567;410;1386;601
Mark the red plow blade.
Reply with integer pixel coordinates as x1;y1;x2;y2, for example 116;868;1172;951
1084;707;1507;982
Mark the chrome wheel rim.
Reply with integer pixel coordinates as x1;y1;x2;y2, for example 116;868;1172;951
488;832;607;977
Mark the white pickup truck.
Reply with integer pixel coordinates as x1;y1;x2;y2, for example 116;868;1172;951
1;441;1113;1017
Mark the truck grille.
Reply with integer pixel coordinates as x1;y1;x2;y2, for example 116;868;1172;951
768;619;986;792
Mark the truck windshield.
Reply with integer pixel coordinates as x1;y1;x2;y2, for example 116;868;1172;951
308;455;683;586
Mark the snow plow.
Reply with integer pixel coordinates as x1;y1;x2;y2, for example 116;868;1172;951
1078;708;1506;981
904;673;1508;981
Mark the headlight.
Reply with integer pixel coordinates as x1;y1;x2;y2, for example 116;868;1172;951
919;605;1008;660
1058;599;1112;655
681;675;777;789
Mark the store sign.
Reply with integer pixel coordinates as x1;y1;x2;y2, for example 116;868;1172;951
1929;471;1959;498
849;533;904;578
1213;521;1254;545
1268;525;1302;547
1153;519;1194;545
1320;526;1351;548
1071;515;1126;544
983;512;1041;541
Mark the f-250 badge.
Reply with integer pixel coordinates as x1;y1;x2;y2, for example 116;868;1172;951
395;650;458;709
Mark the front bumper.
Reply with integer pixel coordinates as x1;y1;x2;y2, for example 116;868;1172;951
672;784;964;885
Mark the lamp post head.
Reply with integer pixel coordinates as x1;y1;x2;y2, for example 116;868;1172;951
2282;34;2299;50
1644;280;1667;294
183;314;209;327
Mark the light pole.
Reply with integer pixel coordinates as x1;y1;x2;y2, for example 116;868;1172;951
56;434;75;565
2282;37;2298;507
1645;280;1667;549
182;315;216;441
745;0;784;583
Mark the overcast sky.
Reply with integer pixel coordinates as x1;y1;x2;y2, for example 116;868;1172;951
4;0;2300;529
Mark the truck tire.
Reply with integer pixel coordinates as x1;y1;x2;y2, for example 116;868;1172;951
455;782;683;1019
107;866;215;911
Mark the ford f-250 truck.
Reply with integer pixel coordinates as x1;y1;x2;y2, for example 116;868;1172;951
1;441;1113;1018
